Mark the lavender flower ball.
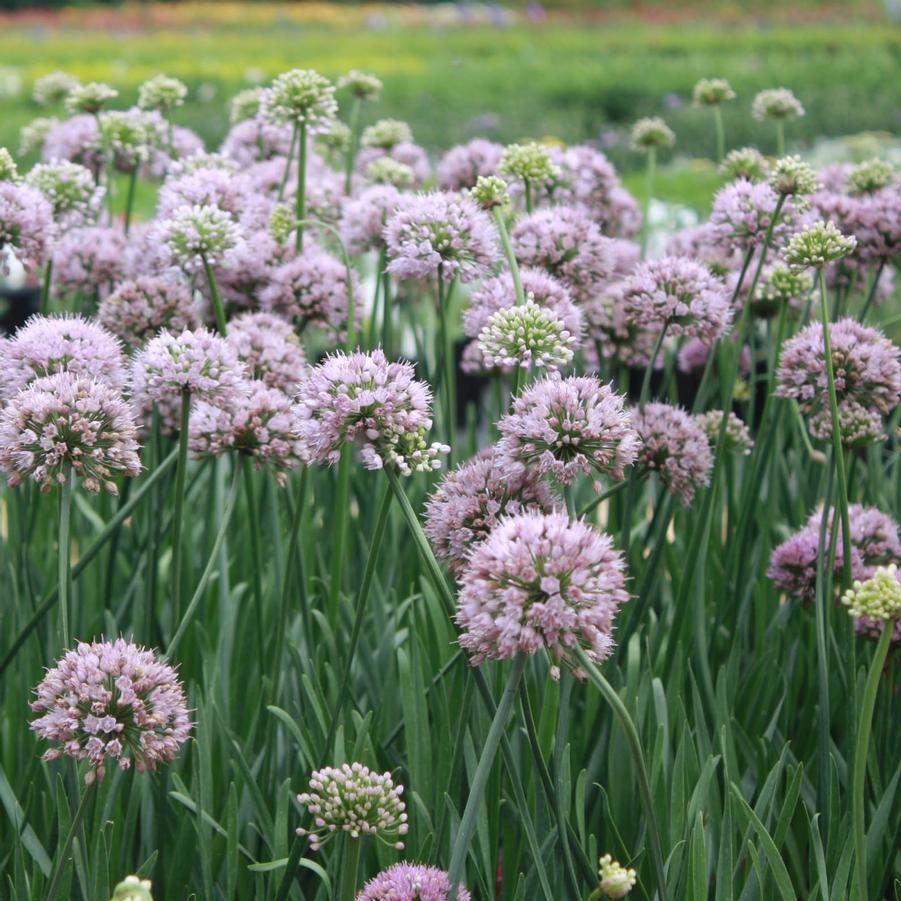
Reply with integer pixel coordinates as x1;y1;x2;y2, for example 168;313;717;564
456;511;629;668
98;276;200;350
220;118;293;167
25;159;104;227
356;143;431;188
384;191;499;284
497;375;638;485
259;246;361;340
226;312;306;393
295;349;448;475
424;447;558;574
158;203;242;274
0;313;125;400
853;185;901;265
0;372;141;494
632;403;713;506
437;138;503;191
511;206;616;301
621;256;732;344
51;226;127;297
157;167;253;222
357;863;472;901
30;638;191;783
710;179;792;254
41;114;102;171
340;184;401;255
0;181;54;274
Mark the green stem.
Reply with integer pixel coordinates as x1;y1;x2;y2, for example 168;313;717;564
339;837;362;901
437;270;457;458
295;120;307;252
640;147;656;259
58;467;74;649
851;623;893;901
713;105;725;164
170;390;192;630
493;206;525;306
639;322;667;409
278;124;298;202
524;178;533;214
574;645;669;901
447;655;527;897
578;480;628;519
381;262;393;357
46;781;94;901
241;456;266;666
776;121;785;157
202;254;228;335
275;467;308;687
40;258;53;314
858;260;886;324
327;445;352;620
123;167;138;235
344;97;362;196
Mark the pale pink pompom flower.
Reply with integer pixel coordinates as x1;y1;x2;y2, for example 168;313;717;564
357;863;472;901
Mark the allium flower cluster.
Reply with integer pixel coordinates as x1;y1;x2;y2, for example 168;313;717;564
497;375;638;484
356;142;431;188
776;318;900;444
842;565;901;624
630;117;675;151
478;298;576;371
499;141;561;185
296;763;408;851
0;372;140;493
159;203;241;272
98;276;199;350
456;511;629;667
158;167;253;221
753;263;813;316
260;69;337;127
695;410;753;455
40;114;102;170
25;160;104;227
599;854;637;899
0;147;18;182
751;87;805;121
710;179;791;253
783;220;857;268
846;159;895;196
364;156;414;189
137;74;188;112
632;403;713;505
65;81;118;115
361;119;413;150
769;155;820;197
470;174;509;210
33;70;80;106
0;181;54;274
621;256;732;343
229;87;264;124
30;638;190;783
719;147;770;182
226;312;305;393
340;184;401;254
692;77;736;106
437;138;503;191
111;875;154;901
295;349;448;475
357;864;471;901
97;109;160;170
384;191;499;284
424;447;557;574
337;69;383;101
0;314;125;400
51;226;127;296
20;117;58;157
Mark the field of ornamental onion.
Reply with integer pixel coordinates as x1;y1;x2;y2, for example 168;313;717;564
0;67;900;901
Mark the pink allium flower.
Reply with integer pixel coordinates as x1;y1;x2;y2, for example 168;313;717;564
356;142;430;188
295;348;448;475
357;863;471;901
144;125;205;180
189;381;302;485
632;403;713;505
456;511;629;668
677;337;752;378
30;638;191;783
41;114;102;171
776;318;900;445
497;375;638;484
0;372;141;494
511;205;616;301
665;223;741;277
259;246;361;340
226;312;305;393
208;231;290;310
0;313;125;400
608;238;641;278
157;167;254;222
384;191;499;284
157;203;242;274
340;184;401;254
296;763;408;851
621;256;732;343
98;276;200;350
853;185;901;264
695;409;753;455
424;446;558;574
220;118;293;167
0;182;54;275
582;282;667;370
437;138;503;191
51;226;127;297
710;179;795;254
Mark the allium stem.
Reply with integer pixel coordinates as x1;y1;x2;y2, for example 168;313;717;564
338;836;362;901
278;124;298;202
327;444;352;620
713;105;726;164
436;270;457;458
275;466;308;684
39;258;53;315
523;178;533;214
241;456;266;665
381;263;393;357
295;120;307;253
573;645;669;901
775;121;785;157
492;207;526;307
344;97;362;196
202;254;228;335
639;321;667;409
57;466;74;649
578;480;628;518
859;260;886;324
170;389;192;631
640;147;656;259
45;780;94;901
851;621;893;901
123;167;138;235
447;654;527;898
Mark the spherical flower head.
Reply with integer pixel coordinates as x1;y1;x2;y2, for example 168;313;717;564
0;147;18;182
267;203;296;246
497;375;638;485
361;119;413;151
784;220;858;269
98;277;199;350
51;226;127;297
365;156;414;189
769;155;820;197
317;119;352;161
296;762;408;851
20;117;59;157
842;565;901;628
456;511;628;668
621;256;732;343
260;69;337;128
131;328;247;405
355;142;431;189
338;69;383;101
511;205;616;301
470;174;510;210
478;297;576;371
752;87;805;122
97;109;161;170
384;191;499;284
226;311;305;393
340;184;401;254
0;313;125;400
424;447;558;574
33;70;80;106
260;246;361;341
110;875;154;901
719;147;770;183
753;263;813;316
41;114;102;171
437;138;504;191
499;141;561;185
692;77;736;107
295;348;448;475
630;117;675;151
229;87;265;124
1;372;140;494
633;403;713;505
0;181;54;275
138;74;188;112
357;863;471;901
710;179;790;253
158;167;254;222
160;203;241;273
65;81;118;115
25;160;104;227
695;410;753;455
846;159;896;196
599;854;637;899
30;638;190;783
